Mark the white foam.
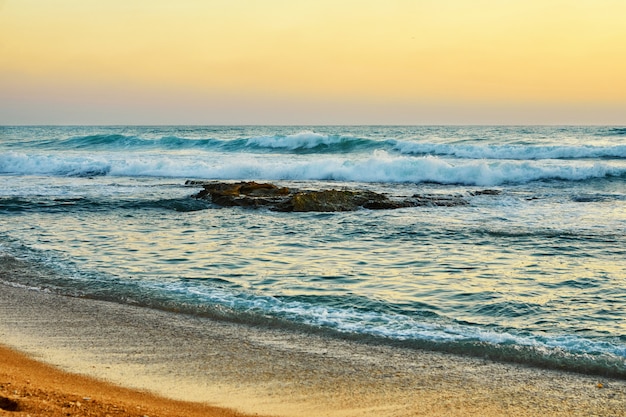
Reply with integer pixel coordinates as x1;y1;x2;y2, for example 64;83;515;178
149;279;626;358
393;141;626;160
4;150;626;186
246;131;343;150
0;152;110;176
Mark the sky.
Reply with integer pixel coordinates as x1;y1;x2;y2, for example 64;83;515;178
1;0;626;125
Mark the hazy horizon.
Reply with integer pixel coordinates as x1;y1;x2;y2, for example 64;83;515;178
2;1;625;125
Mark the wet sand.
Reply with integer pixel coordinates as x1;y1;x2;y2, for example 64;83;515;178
1;283;625;417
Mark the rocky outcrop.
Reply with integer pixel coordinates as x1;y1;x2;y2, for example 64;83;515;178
187;181;473;212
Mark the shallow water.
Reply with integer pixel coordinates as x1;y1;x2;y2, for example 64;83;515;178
1;125;625;376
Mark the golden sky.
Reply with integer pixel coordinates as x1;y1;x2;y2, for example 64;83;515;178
1;0;626;124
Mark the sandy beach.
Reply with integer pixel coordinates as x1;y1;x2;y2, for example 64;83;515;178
0;344;249;417
1;283;625;417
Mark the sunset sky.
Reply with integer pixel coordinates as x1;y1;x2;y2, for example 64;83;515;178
1;0;626;124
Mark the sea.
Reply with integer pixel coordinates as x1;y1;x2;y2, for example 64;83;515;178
1;125;625;377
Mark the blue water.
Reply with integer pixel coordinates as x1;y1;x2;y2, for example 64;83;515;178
1;126;625;376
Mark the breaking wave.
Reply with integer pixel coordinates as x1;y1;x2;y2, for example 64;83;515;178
2;151;625;185
20;131;626;159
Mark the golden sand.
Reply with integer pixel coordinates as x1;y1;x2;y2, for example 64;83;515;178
0;345;250;417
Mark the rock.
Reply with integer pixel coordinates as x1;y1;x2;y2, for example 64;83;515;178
469;189;502;196
189;181;470;212
0;396;20;412
362;199;415;210
276;189;392;212
192;181;289;200
411;194;469;207
192;182;291;209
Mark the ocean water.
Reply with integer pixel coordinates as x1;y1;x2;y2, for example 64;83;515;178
1;125;625;377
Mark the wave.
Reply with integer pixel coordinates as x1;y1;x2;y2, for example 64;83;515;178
3;151;626;185
392;141;626;160
42;134;222;151
1;252;624;378
0;152;111;177
54;134;142;149
603;127;626;136
0;196;212;213
23;130;626;160
32;131;383;154
243;131;383;153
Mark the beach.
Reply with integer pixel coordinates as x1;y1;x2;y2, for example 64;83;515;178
1;283;625;417
0;344;245;417
3;0;626;411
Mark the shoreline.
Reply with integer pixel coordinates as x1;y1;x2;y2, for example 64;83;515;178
1;283;625;417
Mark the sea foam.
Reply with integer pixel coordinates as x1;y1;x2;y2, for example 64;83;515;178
392;141;626;160
2;150;625;185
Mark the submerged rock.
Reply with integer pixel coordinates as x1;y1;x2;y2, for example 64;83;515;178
188;181;471;212
411;194;469;207
469;189;502;196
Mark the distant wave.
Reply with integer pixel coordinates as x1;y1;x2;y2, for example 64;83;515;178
603;127;626;136
32;131;383;154
43;134;221;151
56;134;141;149
28;131;626;160
3;151;626;185
243;131;382;153
392;141;626;160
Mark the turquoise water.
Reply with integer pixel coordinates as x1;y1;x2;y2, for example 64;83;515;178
1;126;625;376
